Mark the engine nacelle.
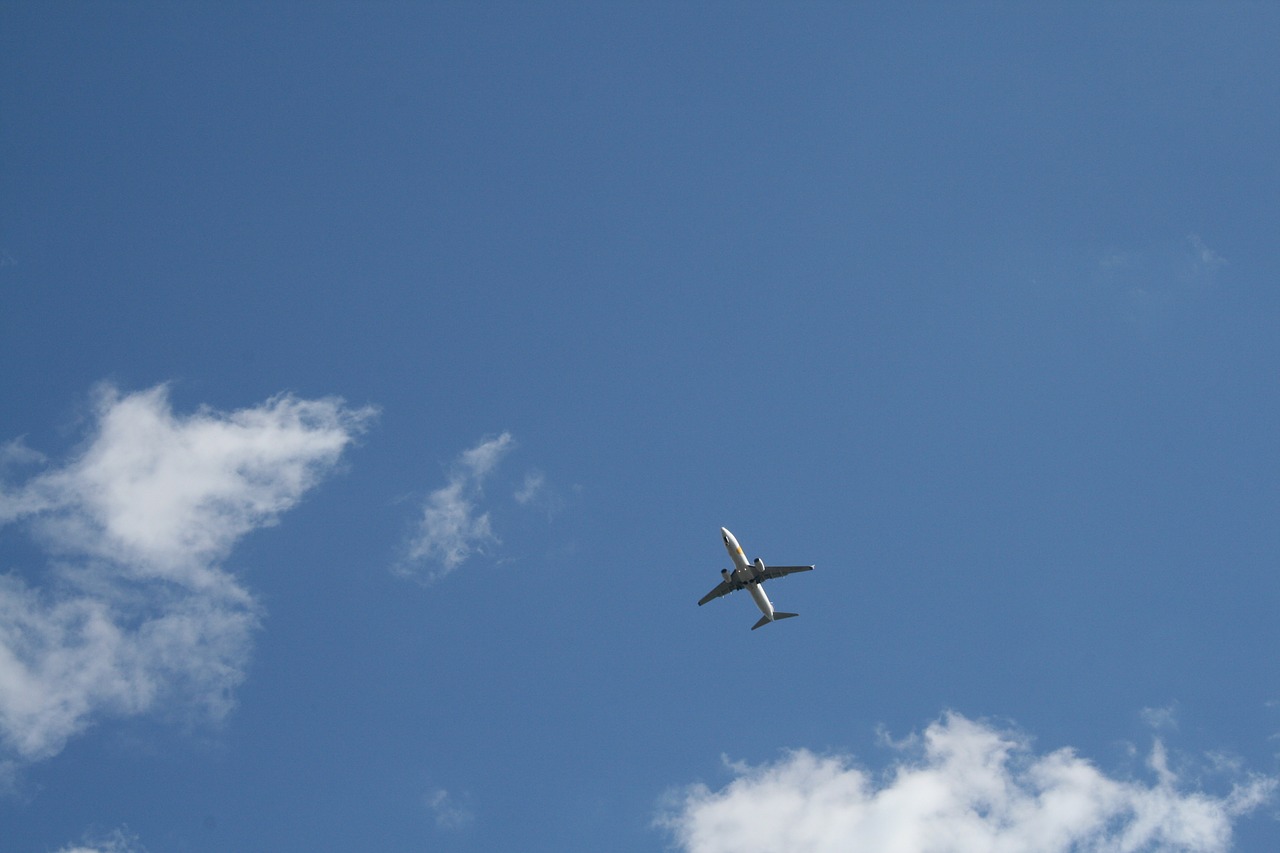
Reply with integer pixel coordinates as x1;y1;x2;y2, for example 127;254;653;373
753;557;767;578
721;569;732;582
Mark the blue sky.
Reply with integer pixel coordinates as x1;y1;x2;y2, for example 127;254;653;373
3;3;1280;851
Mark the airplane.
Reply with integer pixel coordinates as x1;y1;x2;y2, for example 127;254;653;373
698;527;813;630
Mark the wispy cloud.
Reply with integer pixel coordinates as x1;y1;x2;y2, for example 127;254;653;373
458;432;513;481
514;468;568;521
1187;234;1227;271
426;787;475;830
397;433;514;584
659;712;1275;853
1096;234;1229;332
55;827;144;853
0;383;374;766
514;470;545;506
0;438;45;470
1141;703;1180;733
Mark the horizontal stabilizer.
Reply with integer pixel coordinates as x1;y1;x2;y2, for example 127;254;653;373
751;612;799;630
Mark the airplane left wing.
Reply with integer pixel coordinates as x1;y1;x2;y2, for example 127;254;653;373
759;565;814;581
697;580;738;606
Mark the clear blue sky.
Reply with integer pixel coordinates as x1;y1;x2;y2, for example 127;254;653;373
3;4;1280;851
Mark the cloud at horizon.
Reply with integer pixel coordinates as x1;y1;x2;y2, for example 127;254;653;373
0;383;375;767
659;712;1275;853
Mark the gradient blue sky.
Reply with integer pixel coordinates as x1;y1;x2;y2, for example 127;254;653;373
3;4;1280;851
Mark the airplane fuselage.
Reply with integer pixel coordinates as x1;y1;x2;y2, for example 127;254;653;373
722;527;775;621
700;527;811;629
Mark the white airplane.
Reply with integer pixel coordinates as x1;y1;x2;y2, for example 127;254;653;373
698;527;813;630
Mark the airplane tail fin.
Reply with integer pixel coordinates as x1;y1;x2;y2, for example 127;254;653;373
751;612;799;630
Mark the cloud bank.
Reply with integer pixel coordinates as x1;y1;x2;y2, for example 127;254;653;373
398;432;514;584
659;712;1274;853
0;384;374;766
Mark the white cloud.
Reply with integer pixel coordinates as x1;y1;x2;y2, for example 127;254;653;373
458;432;513;480
398;433;514;584
2;384;373;588
659;712;1275;853
0;383;374;765
426;787;475;830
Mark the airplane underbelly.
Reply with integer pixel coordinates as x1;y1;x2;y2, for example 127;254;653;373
749;583;773;617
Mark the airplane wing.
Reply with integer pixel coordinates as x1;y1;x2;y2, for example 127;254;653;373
759;565;814;581
697;579;740;606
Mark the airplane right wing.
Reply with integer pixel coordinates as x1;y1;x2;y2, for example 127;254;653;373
697;580;739;606
759;565;814;581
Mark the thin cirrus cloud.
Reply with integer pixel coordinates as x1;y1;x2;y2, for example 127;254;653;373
54;827;142;853
514;470;545;506
659;712;1275;853
1096;234;1229;330
397;432;516;584
426;787;475;831
0;383;375;768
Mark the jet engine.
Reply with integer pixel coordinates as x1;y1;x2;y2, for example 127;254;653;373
753;557;767;578
721;569;732;582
